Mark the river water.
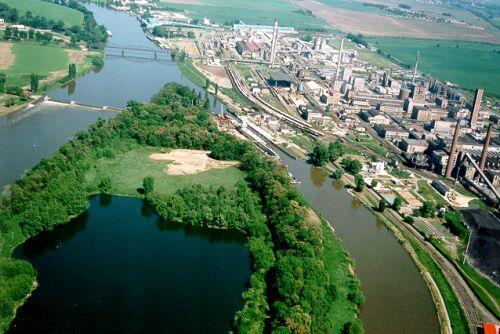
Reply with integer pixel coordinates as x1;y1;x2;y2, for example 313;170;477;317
0;4;439;333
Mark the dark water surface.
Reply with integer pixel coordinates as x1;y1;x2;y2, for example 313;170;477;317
279;153;440;334
9;196;250;333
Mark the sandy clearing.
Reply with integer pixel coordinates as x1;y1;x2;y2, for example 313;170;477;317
198;63;233;89
67;50;85;63
175;40;200;57
149;149;238;175
0;42;14;69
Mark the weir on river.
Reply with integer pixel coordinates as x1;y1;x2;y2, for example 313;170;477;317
0;4;439;333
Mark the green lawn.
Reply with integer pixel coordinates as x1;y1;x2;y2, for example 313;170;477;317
85;146;246;199
1;0;84;27
366;37;500;98
417;180;448;207
160;0;328;31
3;42;70;87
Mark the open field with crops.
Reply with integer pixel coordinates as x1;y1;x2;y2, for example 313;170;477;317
1;0;84;27
296;0;500;43
366;37;500;98
160;0;329;31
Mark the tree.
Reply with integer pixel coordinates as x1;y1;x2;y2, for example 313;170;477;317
98;177;111;193
420;201;435;218
354;174;364;192
320;94;327;104
310;142;329;167
187;31;195;38
332;168;344;180
393;196;403;212
68;63;76;79
378;199;387;212
205;78;211;89
214;83;219;95
0;73;6;93
203;99;210;110
30;73;39;93
328;140;345;162
143;176;154;194
404;215;414;224
370;179;378;188
341;157;362;175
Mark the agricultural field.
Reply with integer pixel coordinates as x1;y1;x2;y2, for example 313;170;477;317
160;0;328;31
85;146;246;199
367;37;500;98
297;0;500;42
1;0;84;27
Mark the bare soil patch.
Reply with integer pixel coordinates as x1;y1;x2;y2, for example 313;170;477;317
149;149;238;175
198;63;233;89
0;42;14;69
67;50;85;63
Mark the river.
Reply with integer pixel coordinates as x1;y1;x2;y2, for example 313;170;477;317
0;4;439;333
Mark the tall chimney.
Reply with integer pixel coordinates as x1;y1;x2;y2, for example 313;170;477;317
270;19;278;66
334;38;344;83
445;120;461;179
470;88;483;130
479;123;494;171
412;51;420;85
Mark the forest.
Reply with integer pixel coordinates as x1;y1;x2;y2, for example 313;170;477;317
0;83;362;333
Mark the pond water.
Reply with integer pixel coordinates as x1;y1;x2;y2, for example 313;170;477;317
8;196;251;333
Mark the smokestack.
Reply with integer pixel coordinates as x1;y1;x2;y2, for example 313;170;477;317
334;38;344;83
470;88;483;130
479;123;494;171
270;19;278;66
412;51;420;85
445;120;461;179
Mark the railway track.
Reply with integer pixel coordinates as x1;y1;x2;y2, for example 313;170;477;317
387;209;496;332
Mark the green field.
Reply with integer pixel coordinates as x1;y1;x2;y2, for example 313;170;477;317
367;37;500;98
417;180;448;207
2;42;70;87
85;146;246;199
1;0;84;27
161;0;328;30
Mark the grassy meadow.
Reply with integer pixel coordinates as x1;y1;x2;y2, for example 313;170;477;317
85;146;246;199
367;37;500;97
160;0;328;30
3;42;69;87
1;0;84;27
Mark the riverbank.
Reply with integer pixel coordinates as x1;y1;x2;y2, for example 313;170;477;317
323;160;476;333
